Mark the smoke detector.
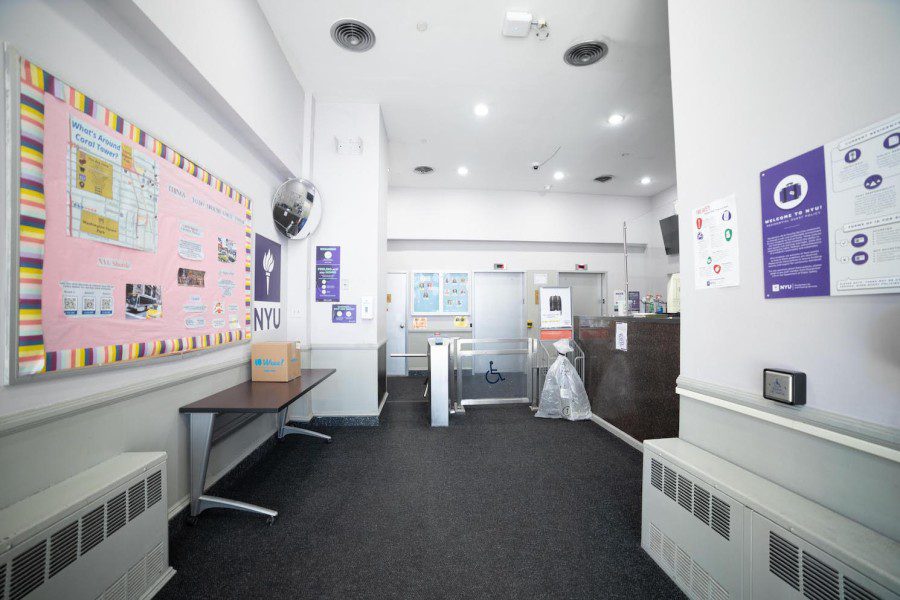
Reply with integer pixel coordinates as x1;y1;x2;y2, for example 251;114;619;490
594;175;614;183
413;166;434;174
331;19;376;52
564;40;608;66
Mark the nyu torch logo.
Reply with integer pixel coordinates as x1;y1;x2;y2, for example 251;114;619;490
263;249;275;295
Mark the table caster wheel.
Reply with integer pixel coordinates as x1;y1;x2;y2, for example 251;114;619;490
266;516;276;526
186;515;198;526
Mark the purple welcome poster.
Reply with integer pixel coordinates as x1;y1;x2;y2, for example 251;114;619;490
315;245;341;302
760;146;830;298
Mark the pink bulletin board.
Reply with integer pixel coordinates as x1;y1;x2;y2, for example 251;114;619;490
13;57;252;378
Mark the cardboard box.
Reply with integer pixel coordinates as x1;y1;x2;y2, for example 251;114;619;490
251;342;301;382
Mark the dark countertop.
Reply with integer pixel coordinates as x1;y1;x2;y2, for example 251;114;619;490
574;316;679;442
180;369;336;413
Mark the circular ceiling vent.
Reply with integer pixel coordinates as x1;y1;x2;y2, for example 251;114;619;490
563;40;608;66
331;19;376;52
413;166;434;174
594;175;614;183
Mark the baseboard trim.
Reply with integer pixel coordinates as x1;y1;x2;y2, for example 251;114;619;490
590;413;643;452
677;384;900;464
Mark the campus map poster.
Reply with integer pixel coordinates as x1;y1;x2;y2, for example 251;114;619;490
760;112;900;298
15;58;251;376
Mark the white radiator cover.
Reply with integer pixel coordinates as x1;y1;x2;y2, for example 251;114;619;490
0;452;174;600
642;439;899;600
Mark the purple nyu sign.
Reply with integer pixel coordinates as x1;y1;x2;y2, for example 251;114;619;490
760;146;830;298
254;234;282;331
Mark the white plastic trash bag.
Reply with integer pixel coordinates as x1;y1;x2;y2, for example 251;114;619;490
535;340;591;421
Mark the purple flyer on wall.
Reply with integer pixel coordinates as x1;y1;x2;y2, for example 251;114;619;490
760;146;830;298
316;246;340;266
332;304;356;324
315;265;340;302
628;291;641;312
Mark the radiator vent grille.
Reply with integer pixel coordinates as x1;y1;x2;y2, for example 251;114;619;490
0;466;167;600
80;505;105;555
677;474;693;512
147;471;163;507
693;484;711;524
768;531;882;600
107;491;128;537
9;540;45;600
650;458;663;491
769;532;801;589
802;551;839;600
844;577;881;600
648;521;730;600
103;574;127;600
663;466;677;500
710;496;731;540
48;521;78;578
128;481;146;521
647;456;731;541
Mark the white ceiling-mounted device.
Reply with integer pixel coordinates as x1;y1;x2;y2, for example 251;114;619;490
502;11;549;39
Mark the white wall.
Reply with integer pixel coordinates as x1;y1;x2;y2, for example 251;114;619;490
0;0;298;512
668;0;900;537
130;0;304;176
670;0;900;428
387;187;658;312
303;102;388;418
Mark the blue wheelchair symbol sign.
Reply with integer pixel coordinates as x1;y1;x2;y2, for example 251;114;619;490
485;361;505;385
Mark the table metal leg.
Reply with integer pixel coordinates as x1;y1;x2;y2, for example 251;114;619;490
277;408;332;442
188;412;278;522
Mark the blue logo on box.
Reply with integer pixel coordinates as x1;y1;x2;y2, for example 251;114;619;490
254;358;285;367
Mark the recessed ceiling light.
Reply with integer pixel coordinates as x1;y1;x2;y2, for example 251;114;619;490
640;176;652;185
473;103;489;117
416;21;428;32
607;113;625;125
553;171;565;181
414;166;434;174
457;166;469;176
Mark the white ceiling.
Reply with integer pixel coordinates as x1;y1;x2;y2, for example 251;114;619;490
258;0;676;197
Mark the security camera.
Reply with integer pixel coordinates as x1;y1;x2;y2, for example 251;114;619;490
531;162;540;170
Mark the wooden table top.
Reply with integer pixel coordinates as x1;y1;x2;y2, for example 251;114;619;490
179;369;336;414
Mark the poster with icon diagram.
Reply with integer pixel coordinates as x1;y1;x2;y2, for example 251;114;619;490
442;272;470;314
760;112;900;298
411;272;440;314
693;195;740;289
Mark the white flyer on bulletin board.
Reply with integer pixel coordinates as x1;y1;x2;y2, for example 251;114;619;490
693;194;740;289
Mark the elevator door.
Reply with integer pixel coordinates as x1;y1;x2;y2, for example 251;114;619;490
558;272;606;317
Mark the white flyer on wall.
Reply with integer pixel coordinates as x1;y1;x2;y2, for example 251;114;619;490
693;194;740;289
615;322;628;351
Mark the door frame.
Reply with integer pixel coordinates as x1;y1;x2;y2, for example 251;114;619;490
558;270;609;317
386;271;409;376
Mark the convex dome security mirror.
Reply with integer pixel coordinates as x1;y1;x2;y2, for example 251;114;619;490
272;178;322;240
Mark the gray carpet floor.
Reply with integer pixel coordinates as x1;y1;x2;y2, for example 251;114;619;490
158;376;683;599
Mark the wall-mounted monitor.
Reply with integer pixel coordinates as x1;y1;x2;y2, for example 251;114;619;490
659;214;680;255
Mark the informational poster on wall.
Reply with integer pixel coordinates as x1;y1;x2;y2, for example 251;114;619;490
693;195;740;289
315;245;340;302
539;286;572;329
760;112;900;298
12;57;252;377
253;234;281;332
411;272;441;314
442;272;469;314
331;304;356;324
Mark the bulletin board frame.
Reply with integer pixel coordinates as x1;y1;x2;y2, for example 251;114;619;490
4;47;253;384
409;270;472;316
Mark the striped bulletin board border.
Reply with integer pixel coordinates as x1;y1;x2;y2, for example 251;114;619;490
15;57;253;377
